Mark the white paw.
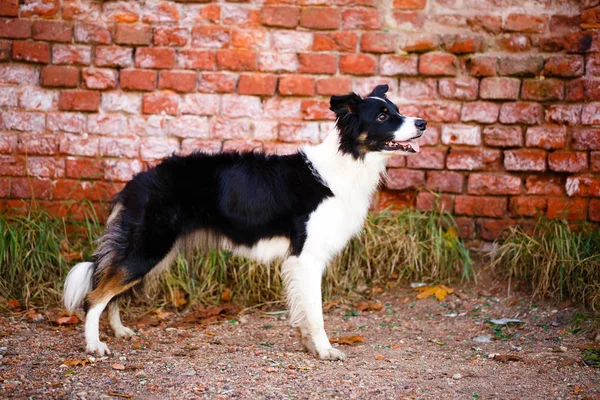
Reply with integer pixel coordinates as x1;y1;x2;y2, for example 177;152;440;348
114;326;135;338
86;341;111;356
317;347;347;361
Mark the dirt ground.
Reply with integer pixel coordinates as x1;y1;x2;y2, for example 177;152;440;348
1;278;599;400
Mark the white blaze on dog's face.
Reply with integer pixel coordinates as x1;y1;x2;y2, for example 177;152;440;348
330;84;427;158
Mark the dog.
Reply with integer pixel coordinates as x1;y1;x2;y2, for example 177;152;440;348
63;84;426;361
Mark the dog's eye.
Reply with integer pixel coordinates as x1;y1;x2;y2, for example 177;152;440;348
377;113;388;122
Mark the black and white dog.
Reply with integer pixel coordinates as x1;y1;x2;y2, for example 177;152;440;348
63;84;426;361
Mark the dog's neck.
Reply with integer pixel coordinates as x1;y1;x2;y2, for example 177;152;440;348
303;131;388;200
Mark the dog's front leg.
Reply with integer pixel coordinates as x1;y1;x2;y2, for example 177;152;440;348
282;256;346;361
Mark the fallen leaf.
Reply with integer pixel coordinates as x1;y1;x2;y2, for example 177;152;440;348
221;287;232;303
414;285;454;301
265;367;276;373
153;308;171;321
323;301;339;311
60;240;84;263
106;392;134;399
112;363;126;370
355;301;383;312
171;288;187;309
56;315;80;326
7;299;20;310
330;335;365;345
62;358;91;367
429;339;446;346
375;355;383;360
491;354;522;362
26;309;44;322
132;342;142;350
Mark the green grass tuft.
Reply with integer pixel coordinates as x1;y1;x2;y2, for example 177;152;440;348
491;218;600;311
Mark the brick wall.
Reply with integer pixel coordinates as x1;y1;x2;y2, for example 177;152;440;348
0;0;598;241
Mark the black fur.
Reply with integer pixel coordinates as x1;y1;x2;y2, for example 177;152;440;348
92;151;333;285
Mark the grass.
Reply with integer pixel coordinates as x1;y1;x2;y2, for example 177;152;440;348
491;218;600;311
0;206;472;309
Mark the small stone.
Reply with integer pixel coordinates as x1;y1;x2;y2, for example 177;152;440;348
452;373;463;380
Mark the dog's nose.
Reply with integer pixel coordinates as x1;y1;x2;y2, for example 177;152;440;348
415;119;427;131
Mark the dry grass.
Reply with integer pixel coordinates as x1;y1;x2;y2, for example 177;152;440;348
0;206;472;309
491;218;600;311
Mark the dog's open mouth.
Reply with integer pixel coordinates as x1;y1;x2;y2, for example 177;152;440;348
383;140;420;153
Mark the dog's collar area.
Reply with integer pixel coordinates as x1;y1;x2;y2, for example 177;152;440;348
302;153;329;189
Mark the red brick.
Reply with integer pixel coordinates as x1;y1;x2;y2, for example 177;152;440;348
217;50;256;71
499;103;542;125
415;192;453;213
566;176;600;197
504;14;547;33
548;151;588;173
32;20;71;42
74;23;112;45
120;69;157;91
141;0;179;23
438;77;478;100
65;158;104;179
340;54;376;76
178;50;216;70
509;197;547;217
454;216;475;239
0;39;10;60
442;34;484;54
545;104;581;125
236;74;276;96
0;155;26;176
419;52;458;76
419;102;461;123
495;35;531;52
135;47;175;69
386;168;425;190
298;54;336;75
0;18;31;39
441;124;481;146
191;25;230;49
477;219;515;241
21;0;59;18
498;55;544;76
590;199;600;222
406;147;446;169
547;198;587;220
543;55;584;77
316;77;352;96
550;14;580;33
198;73;237;93
377;190;415;211
447;148;500;171
12;41;50;64
525;176;564;196
391;11;425;30
158;70;196;93
114;23;151;45
539;36;566;52
482;125;522;147
479;77;520;100
400;33;440;52
466;55;497;76
0;0;18;17
399;79;437;100
565;31;600;53
461;102;499;124
342;9;381;30
301;100;333;120
142;92;179;115
393;0;426;9
504;149;546;172
566;78;600;101
300;7;340;30
59;91;100;112
52;44;91;65
525;126;567;150
313;32;358;52
62;0;103;21
467;173;521;195
231;28;267;49
587;54;600;76
582;103;600;125
426;171;463;193
455;195;506;217
17;134;57;155
361;32;397;53
82;67;117;90
95;46;133;68
154;26;189;47
10;178;52;200
591;152;600;173
380;54;418;76
260;6;299;28
521;79;564;101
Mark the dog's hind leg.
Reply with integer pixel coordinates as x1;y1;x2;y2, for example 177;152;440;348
108;297;135;338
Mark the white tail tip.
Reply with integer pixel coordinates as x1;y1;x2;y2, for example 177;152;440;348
63;262;94;312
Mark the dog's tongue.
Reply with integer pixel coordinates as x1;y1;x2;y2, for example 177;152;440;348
397;140;420;153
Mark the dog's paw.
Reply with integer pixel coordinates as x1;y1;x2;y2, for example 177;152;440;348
114;326;135;338
86;341;111;356
318;347;347;361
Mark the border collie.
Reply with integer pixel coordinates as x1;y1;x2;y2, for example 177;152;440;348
63;84;426;361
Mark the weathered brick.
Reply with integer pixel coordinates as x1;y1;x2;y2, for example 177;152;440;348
0;18;31;39
483;125;522;147
19;88;57;111
504;149;547;172
260;6;299;28
510;197;547;217
212;118;253;140
2;110;46;132
127;115;166;136
545;104;581;125
441;124;481;146
180;139;222;156
65;158;103;179
198;73;237;93
447;148;501;171
62;0;102;21
12;41;50;64
455;195;506;217
154;26;189;47
477;219;517;241
548;151;588;173
158;70;196;92
498;55;544;76
142;92;179;115
18;134;57;155
419;102;461;123
74;23;111;44
221;94;262;118
342;8;381;30
272;31;312;52
301;100;333;121
480;77;520;100
521;79;564;101
419;52;458;75
231;28;268;50
543;55;584;77
313;32;357;52
135;47;175;69
277;75;314;96
339;54;377;76
587;54;600;76
591;152;600;173
10;178;52;199
525;126;567;150
400;33;440;52
590;199;600;222
59;134;99;156
82;67;117;90
114;23;151;45
380;55;418;76
386;168;425;190
120;69;157;91
525;175;564;196
95;46;133;68
399;78;437;100
101;92;141;114
316;77;352;96
467;173;521;195
191;25;230;49
504;14;547;33
426;171;463;193
180;94;220;116
32;20;71;42
566;176;600;197
258;52;298;73
217;50;257;71
499;103;542;125
392;11;425;31
495;35;531;52
361;32;397;53
300;7;340;30
104;159;144;182
461;102;499;124
415;192;453;213
177;50;216;70
547;198;587;220
442;34;484;54
48;112;86;133
279;122;320;143
87;113;126;135
438;77;478;100
167;115;210;139
140;137;180;160
565;31;600;53
582;103;600;125
466;55;497;76
566;78;600;101
141;0;179;23
406;147;446;169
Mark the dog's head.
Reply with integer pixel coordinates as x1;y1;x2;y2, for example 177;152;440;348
330;84;426;159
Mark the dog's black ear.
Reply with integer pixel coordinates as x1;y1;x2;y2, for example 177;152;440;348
330;92;362;115
368;84;389;98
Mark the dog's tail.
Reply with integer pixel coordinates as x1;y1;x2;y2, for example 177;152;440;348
63;261;95;312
